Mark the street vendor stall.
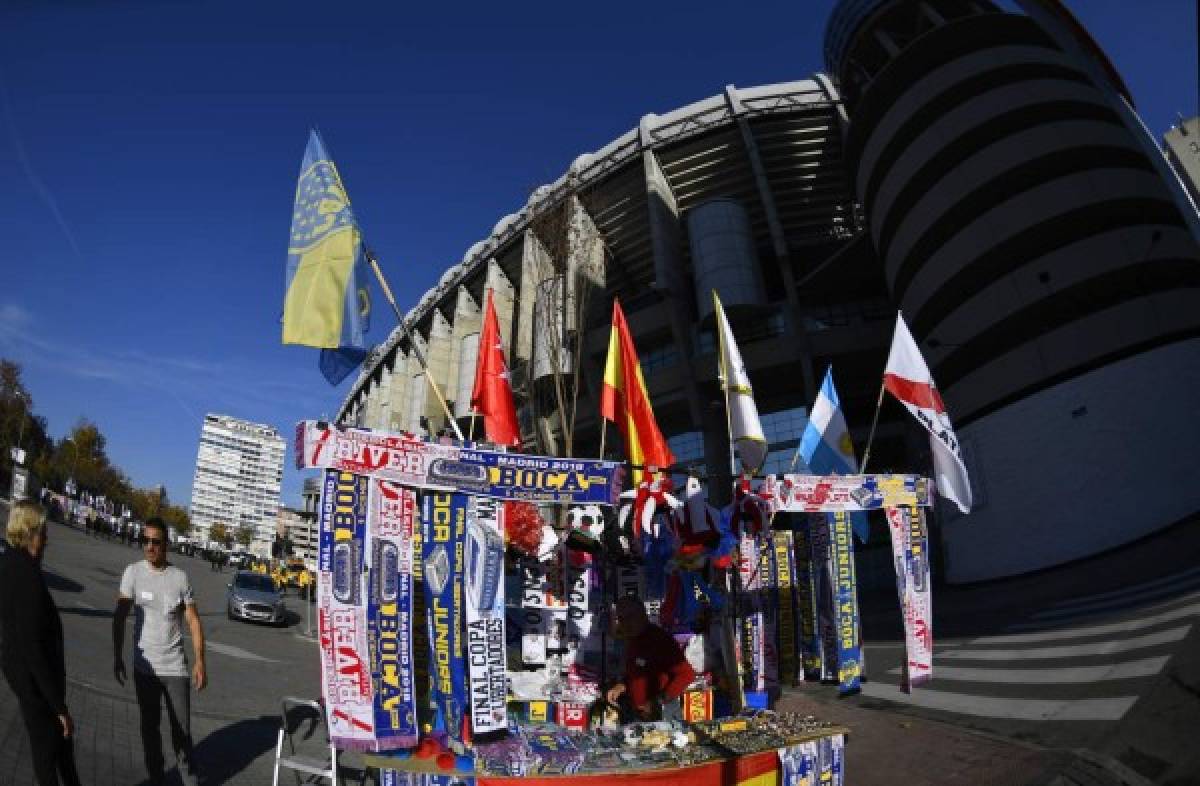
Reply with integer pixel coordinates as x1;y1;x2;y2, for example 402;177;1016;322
292;421;936;786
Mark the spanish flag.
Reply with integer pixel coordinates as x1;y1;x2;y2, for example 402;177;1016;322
282;130;371;385
600;299;674;484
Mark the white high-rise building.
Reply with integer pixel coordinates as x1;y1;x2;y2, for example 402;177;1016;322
189;414;285;551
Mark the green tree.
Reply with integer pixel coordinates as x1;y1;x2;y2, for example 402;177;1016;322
162;504;192;538
1;359;52;495
209;522;230;547
235;525;254;549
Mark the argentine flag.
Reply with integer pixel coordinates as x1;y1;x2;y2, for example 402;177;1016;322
799;366;869;542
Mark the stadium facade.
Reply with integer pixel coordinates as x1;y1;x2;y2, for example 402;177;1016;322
335;0;1200;583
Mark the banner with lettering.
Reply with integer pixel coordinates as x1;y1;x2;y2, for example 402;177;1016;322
366;480;420;748
778;734;846;786
772;531;799;688
758;474;930;513
464;495;508;735
792;520;822;681
421;491;469;743
736;534;766;693
317;470;376;750
828;511;862;695
758;538;780;697
886;506;933;691
297;421;623;505
810;516;838;683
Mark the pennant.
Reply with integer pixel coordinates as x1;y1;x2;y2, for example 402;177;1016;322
800;367;869;542
470;290;520;447
600;299;675;485
283;130;372;385
713;292;768;474
884;314;972;514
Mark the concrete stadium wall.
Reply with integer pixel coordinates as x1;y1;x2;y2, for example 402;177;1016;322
941;337;1200;582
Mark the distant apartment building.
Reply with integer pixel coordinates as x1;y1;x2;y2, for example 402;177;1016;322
277;505;318;566
189;414;285;549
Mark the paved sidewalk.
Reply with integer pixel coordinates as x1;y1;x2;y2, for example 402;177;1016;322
0;676;371;785
1;673;1151;786
776;688;1152;786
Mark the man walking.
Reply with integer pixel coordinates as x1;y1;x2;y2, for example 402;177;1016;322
112;517;207;786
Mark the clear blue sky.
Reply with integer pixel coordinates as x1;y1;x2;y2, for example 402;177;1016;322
0;0;1194;509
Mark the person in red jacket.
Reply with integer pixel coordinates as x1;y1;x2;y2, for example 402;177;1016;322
605;595;695;721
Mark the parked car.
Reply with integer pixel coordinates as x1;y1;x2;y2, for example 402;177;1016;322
226;570;286;626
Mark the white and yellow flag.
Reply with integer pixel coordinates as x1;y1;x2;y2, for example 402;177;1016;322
713;291;768;474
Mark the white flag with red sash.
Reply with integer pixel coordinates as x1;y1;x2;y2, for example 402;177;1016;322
883;314;972;514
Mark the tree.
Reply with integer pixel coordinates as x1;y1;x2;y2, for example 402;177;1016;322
209;522;229;548
235;526;255;549
162;504;192;538
524;193;606;460
1;359;52;496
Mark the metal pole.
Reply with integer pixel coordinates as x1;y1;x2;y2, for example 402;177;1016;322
305;509;313;636
859;377;888;474
368;252;465;441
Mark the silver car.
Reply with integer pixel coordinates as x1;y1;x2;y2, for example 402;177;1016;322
226;571;286;626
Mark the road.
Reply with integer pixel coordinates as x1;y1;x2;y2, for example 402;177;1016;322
0;506;340;784
39;518;322;722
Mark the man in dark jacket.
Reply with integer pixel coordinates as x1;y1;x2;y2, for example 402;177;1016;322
0;500;82;786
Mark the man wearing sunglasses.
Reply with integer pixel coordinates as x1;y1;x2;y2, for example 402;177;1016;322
112;517;206;786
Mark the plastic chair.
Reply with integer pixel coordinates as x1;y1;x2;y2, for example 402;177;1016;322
272;697;339;786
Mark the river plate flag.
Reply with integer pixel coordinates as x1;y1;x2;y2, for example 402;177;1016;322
317;470;376;749
883;313;972;514
886;506;933;692
713;291;768;474
283;130;372;385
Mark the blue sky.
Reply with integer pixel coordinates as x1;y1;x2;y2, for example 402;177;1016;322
0;0;1194;508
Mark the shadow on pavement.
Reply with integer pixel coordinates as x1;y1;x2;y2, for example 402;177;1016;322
192;714;277;784
58;607;113;619
44;570;84;593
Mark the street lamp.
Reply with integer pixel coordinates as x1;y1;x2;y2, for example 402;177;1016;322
12;390;29;458
7;391;31;500
301;477;320;636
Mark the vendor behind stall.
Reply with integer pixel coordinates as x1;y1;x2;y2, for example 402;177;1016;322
606;596;695;721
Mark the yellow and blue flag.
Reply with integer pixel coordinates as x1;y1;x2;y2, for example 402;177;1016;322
283;130;371;385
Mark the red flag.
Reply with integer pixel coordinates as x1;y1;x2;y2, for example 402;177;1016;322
600;299;675;484
470;290;520;447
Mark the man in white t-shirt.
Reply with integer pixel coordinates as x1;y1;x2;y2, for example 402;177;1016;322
112;517;207;786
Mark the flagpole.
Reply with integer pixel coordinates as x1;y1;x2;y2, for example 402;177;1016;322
368;252;465;442
859;377;888;474
468;410;478;441
598;418;607;460
712;292;738;478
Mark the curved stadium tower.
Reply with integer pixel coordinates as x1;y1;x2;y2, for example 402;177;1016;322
338;0;1200;582
826;0;1200;580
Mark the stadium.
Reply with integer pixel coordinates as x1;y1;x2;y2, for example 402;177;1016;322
335;0;1200;584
